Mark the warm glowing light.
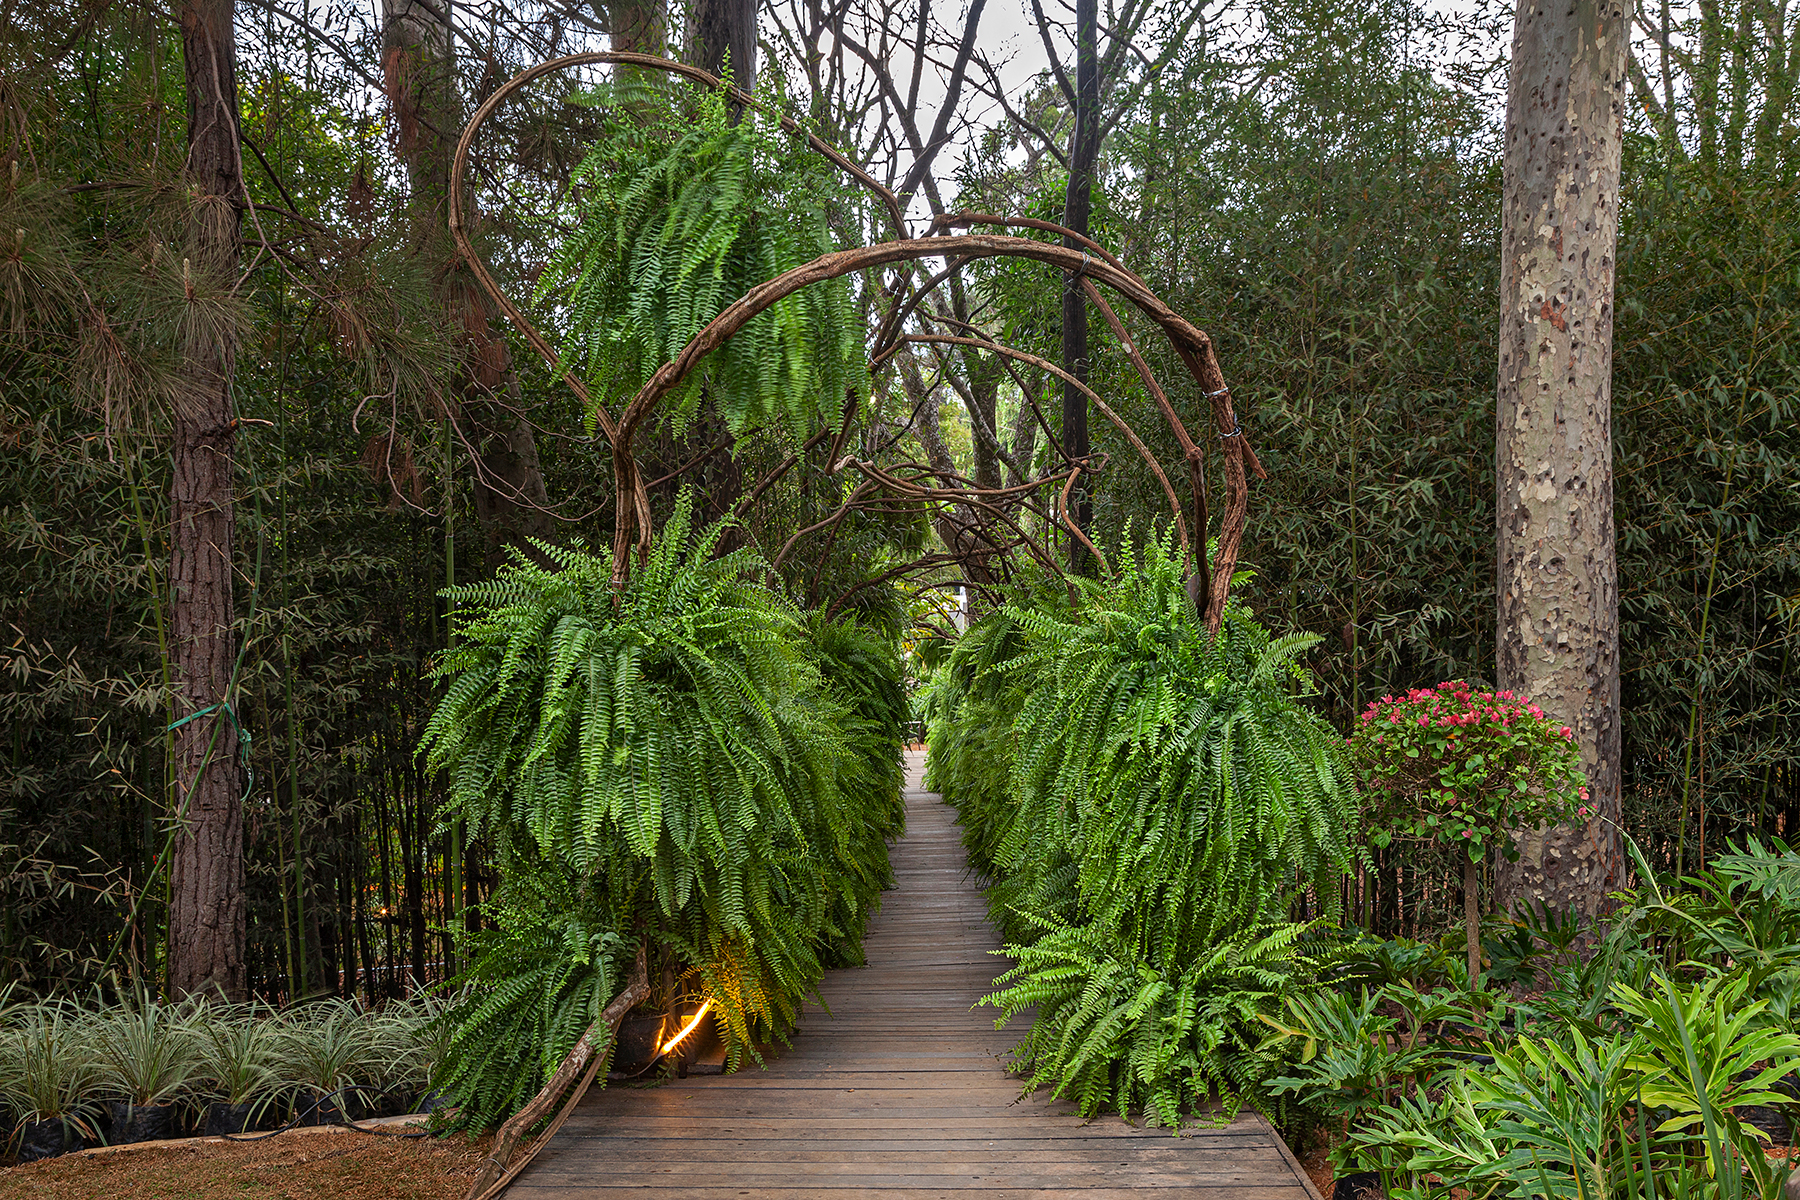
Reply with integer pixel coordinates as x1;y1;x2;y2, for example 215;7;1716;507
658;1000;713;1054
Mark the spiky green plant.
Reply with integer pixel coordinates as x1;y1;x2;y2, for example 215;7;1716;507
192;1002;282;1109
0;1004;105;1137
273;1000;385;1110
90;989;202;1106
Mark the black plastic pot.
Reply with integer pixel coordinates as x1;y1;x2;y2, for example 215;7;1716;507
293;1091;344;1127
610;1014;668;1076
1333;1172;1385;1200
105;1101;177;1144
1739;1102;1792;1145
16;1119;77;1163
203;1102;257;1136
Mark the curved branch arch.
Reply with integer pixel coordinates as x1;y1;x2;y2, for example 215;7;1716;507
446;54;1265;632
612;233;1262;629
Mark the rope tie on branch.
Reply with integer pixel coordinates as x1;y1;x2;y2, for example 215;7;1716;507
1205;386;1230;399
1219;421;1244;440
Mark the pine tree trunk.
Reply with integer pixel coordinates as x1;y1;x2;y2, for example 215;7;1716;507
690;0;756;94
168;0;247;1002
1493;0;1628;922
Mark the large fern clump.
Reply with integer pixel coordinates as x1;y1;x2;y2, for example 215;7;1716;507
533;79;866;439
421;496;902;1124
922;573;1067;884
426;869;625;1130
943;537;1358;1125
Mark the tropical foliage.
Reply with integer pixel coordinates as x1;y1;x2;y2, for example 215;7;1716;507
420;495;904;1126
930;537;1359;1123
1261;835;1800;1194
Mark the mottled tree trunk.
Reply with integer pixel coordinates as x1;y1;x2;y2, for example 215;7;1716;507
382;0;552;573
169;0;247;1001
1493;0;1628;921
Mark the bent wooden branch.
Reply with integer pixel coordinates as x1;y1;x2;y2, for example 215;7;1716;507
612;234;1256;607
464;944;650;1200
447;54;1265;617
889;333;1187;549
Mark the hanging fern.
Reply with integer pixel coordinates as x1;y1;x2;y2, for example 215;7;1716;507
936;535;1359;1124
532;78;866;439
984;915;1330;1127
421;494;903;1124
428;867;624;1132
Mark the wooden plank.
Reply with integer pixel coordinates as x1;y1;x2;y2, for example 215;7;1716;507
508;1187;1310;1199
522;1141;1285;1161
507;755;1315;1197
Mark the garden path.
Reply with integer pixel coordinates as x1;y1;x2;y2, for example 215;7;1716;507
505;752;1322;1199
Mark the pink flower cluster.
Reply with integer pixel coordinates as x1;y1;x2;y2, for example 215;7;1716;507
1358;680;1572;740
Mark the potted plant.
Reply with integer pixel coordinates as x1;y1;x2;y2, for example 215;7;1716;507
376;994;448;1115
194;1003;280;1135
1349;681;1586;992
274;1000;380;1125
1;1006;103;1162
92;991;201;1143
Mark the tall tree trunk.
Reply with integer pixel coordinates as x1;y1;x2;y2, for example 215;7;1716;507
382;0;553;573
1059;0;1099;571
690;0;756;94
1004;382;1040;491
966;356;1004;492
169;0;247;1001
602;0;666;55
1493;0;1628;922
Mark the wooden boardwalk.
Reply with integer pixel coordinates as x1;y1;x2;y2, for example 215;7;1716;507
507;754;1322;1198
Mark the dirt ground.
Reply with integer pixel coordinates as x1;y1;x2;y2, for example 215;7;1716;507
0;1128;493;1200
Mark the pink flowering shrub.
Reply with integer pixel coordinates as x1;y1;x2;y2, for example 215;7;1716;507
1349;681;1586;990
1349;681;1586;863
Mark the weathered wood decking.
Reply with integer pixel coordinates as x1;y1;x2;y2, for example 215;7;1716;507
507;754;1322;1199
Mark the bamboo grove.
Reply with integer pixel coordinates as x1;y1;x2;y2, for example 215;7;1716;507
3;0;1798;1074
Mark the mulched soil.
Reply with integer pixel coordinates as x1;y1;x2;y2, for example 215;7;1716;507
0;1129;493;1200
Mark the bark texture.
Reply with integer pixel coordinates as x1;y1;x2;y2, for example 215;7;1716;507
1059;0;1099;571
382;0;553;572
170;0;247;1000
1493;0;1628;920
689;0;756;94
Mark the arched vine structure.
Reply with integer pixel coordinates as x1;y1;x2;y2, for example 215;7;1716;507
451;57;1274;1196
448;51;1267;636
